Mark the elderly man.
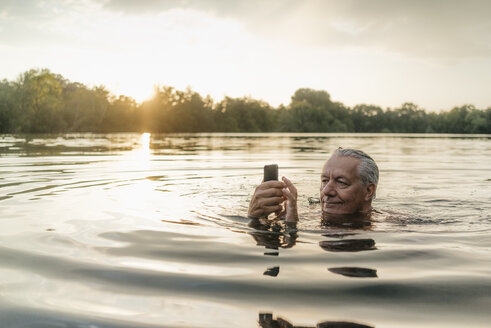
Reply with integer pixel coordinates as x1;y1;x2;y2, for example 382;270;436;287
248;148;379;223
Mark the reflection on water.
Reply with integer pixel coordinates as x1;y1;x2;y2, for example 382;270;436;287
259;313;374;328
321;211;373;230
319;239;376;252
249;219;298;251
1;133;491;328
328;267;378;278
263;266;280;277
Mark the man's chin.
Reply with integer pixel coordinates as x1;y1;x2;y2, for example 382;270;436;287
321;203;346;215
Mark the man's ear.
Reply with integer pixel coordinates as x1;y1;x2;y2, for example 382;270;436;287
365;183;376;201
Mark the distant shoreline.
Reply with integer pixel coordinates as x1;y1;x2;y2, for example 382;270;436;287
1;69;490;134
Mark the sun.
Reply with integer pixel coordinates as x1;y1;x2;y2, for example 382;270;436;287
110;79;155;104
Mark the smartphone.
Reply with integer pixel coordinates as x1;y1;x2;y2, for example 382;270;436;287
264;164;278;181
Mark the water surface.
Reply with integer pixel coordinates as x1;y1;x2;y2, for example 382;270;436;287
1;133;490;327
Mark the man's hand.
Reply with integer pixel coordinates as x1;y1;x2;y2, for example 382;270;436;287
279;176;298;222
248;176;298;223
248;180;285;219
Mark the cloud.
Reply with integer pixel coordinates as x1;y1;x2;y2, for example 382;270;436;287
102;0;491;59
1;0;490;109
2;0;490;58
317;0;491;58
0;0;98;47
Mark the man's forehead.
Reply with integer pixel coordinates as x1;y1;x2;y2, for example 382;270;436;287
322;155;360;175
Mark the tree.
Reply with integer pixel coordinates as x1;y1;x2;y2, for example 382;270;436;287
0;79;15;132
215;97;275;132
0;68;489;134
352;104;384;132
100;95;139;132
282;88;352;132
387;103;427;133
464;108;488;133
12;69;65;132
444;105;473;133
62;82;109;132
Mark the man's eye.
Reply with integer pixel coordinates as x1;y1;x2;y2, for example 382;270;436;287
321;179;328;184
337;180;348;186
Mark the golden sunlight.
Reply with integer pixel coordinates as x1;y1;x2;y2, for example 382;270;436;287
116;133;152;171
141;132;151;152
138;132;151;161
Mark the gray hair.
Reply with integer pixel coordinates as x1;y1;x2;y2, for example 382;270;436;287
333;148;379;197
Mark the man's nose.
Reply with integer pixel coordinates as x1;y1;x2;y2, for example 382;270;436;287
322;180;336;196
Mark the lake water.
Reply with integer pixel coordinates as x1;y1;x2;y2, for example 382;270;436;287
1;133;490;328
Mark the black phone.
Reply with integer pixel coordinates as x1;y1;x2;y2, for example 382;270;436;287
264;164;278;181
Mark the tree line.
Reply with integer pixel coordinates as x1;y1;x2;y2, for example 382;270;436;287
1;68;490;134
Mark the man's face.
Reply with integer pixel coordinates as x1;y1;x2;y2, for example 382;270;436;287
320;155;372;215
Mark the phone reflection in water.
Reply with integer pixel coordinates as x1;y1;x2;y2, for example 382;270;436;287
248;218;298;277
248;219;298;252
258;313;374;328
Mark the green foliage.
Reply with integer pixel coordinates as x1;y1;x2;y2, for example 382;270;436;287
0;79;15;132
100;95;138;132
0;69;111;133
140;86;215;133
12;69;65;132
352;105;384;132
0;68;490;134
385;103;427;133
214;97;276;132
281;89;352;132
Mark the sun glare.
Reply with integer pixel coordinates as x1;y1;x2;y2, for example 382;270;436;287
116;82;155;104
141;132;151;153
127;132;151;166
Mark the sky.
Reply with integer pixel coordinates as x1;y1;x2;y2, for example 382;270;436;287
1;0;490;111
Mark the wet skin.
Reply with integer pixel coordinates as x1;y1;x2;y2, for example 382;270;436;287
248;176;298;222
320;155;375;216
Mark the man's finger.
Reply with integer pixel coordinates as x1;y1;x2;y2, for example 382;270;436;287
282;176;297;196
260;196;284;206
256;187;284;198
282;188;295;202
259;180;285;189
